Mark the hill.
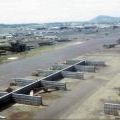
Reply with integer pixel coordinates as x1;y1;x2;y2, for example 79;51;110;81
90;15;120;23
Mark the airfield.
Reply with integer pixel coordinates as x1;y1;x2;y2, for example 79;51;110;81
0;25;120;120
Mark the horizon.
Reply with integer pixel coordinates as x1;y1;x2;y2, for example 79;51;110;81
0;15;119;25
0;0;120;24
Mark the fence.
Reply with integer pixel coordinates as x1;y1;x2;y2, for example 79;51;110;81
85;60;106;66
41;80;67;90
65;59;81;65
36;69;55;77
13;78;36;86
61;71;84;79
50;64;68;70
0;92;8;97
75;65;96;72
0;60;95;108
104;103;120;116
12;93;42;106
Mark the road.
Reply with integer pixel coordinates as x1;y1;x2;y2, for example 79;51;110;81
0;29;120;119
34;79;107;119
0;31;118;86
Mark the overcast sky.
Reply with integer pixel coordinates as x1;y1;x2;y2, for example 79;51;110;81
0;0;120;23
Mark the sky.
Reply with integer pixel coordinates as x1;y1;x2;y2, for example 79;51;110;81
0;0;120;24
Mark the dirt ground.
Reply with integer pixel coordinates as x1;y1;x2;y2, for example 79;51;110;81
65;45;120;120
0;45;120;120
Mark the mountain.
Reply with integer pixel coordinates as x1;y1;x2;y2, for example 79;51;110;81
90;15;120;23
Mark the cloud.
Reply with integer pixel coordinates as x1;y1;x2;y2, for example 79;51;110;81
0;0;119;23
